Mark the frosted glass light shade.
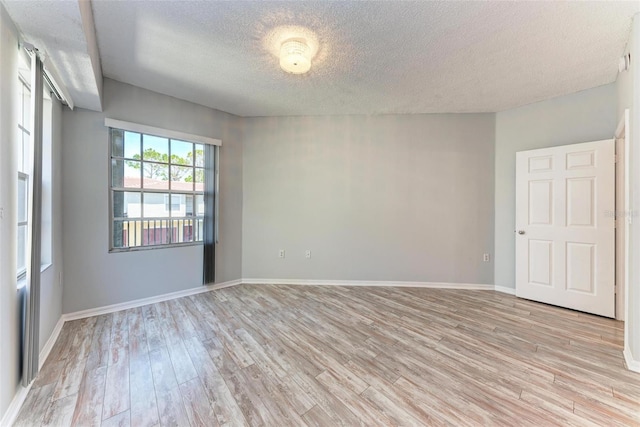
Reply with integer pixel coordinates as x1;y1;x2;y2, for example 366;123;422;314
280;39;311;74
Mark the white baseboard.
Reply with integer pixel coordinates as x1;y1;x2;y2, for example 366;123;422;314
62;279;242;321
624;345;640;373
39;317;65;369
0;315;64;427
494;285;516;295
0;382;31;427
60;279;498;322
241;278;494;290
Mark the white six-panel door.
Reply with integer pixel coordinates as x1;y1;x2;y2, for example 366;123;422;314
515;140;615;318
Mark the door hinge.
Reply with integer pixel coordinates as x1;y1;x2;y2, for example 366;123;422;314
614;154;619;163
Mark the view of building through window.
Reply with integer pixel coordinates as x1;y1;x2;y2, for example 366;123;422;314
17;56;53;281
110;129;206;249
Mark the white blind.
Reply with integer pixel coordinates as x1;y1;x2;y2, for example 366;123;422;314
104;118;222;146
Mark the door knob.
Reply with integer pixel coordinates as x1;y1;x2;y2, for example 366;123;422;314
518;230;525;235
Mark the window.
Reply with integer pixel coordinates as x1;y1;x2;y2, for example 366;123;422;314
109;129;206;250
41;91;53;267
17;76;30;279
17;63;53;281
17;173;28;278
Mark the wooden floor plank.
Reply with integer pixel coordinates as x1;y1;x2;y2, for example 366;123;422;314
13;382;55;427
156;386;191;427
149;346;179;394
129;352;160;427
16;285;640;427
41;394;78;427
70;366;107;426
155;301;198;385
85;315;113;372
51;318;96;401
101;410;131;427
180;378;219;427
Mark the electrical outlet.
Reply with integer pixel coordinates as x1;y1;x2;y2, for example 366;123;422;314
305;250;311;259
278;249;285;258
483;253;490;262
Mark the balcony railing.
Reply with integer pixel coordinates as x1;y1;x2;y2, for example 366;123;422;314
113;217;204;248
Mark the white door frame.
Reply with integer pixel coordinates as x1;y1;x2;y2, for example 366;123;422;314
614;109;630;332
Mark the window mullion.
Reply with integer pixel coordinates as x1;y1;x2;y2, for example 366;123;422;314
168;138;173;245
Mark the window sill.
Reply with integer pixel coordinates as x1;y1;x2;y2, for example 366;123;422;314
109;241;204;254
16;263;54;290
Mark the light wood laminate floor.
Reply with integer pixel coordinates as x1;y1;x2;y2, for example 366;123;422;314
14;285;640;426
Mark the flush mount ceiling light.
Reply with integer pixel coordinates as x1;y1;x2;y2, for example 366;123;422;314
280;38;311;74
263;26;320;75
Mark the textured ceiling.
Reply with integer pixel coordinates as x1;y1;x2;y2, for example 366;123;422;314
4;1;640;116
91;1;639;116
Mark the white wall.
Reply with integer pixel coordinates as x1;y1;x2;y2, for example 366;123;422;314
494;84;618;290
242;114;495;284
62;78;243;314
617;15;640;364
0;3;65;420
0;3;21;418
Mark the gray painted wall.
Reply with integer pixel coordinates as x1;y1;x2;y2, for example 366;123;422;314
242;114;495;284
494;84;618;290
617;15;640;362
61;79;243;313
0;3;65;419
39;95;64;354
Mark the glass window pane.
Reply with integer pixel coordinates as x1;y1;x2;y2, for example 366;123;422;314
171;140;193;165
18;133;25;173
112;159;142;188
172;218;194;243
185;194;194;216
142;219;169;246
196;218;204;242
22;84;31;129
110;129;213;250
194;168;204;192
194;144;205;167
17;224;27;274
124;131;141;159
170;166;193;191
170;194;185;216
113;191;141;218
18;175;28;223
142;163;169;189
113;219;143;249
195;195;204;216
143;193;170;218
20;131;29;174
111;129;124;157
143;134;168;162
